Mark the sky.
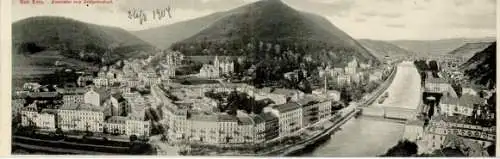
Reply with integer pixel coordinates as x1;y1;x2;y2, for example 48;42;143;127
11;0;497;40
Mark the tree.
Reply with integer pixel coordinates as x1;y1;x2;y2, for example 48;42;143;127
55;127;64;137
487;144;496;156
381;140;418;157
130;134;138;142
340;87;352;104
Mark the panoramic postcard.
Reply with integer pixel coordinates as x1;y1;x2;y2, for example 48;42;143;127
10;0;496;157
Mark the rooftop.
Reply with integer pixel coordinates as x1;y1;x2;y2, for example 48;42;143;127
458;94;483;108
260;112;278;122
297;95;321;107
426;72;448;84
250;114;265;124
27;92;60;98
272;88;301;96
237;115;254;125
271;102;302;113
190;114;218;122
106;116;128;124
60;103;105;112
217;113;238;122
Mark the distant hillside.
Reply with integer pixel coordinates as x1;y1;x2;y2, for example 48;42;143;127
448;42;493;59
390;37;495;56
12;16;155;63
169;0;377;67
358;39;414;60
460;42;496;89
132;12;227;49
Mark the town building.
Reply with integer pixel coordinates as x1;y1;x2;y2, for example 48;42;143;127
299;96;332;127
216;114;239;144
264;102;303;138
369;71;383;82
198;56;234;79
126;116;150;137
250;113;266;143
423;115;495;152
57;103;105;133
403;119;425;142
84;88;100;107
12;98;26;119
63;94;84;105
93;77;109;88
271;88;304;102
105;116;127;135
344;58;358;75
439;94;484;117
261;112;279;140
424;72;457;97
187;114;219;144
337;74;351;86
21;104;56;131
77;75;94;87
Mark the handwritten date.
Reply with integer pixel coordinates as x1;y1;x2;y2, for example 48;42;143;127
128;6;172;25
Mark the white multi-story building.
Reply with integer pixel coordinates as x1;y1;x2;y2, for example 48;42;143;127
198;56;234;79
337;74;351;86
57;103;105;133
84;88;100;107
21;104;56;131
93;77;109;88
126;116;150;137
105;116;127;135
299;96;332;127
63;94;84;105
264;102;303;138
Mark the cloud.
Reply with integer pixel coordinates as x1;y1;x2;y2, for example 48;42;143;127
284;0;356;17
386;24;405;28
380;13;402;18
354;18;366;22
360;11;401;18
453;0;471;6
361;11;378;17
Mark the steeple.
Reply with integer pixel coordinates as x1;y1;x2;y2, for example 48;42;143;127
324;75;327;94
214;55;219;67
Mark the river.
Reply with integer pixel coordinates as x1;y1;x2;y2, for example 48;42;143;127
297;116;405;157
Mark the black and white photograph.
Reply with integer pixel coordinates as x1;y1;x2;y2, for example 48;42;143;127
9;0;497;157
